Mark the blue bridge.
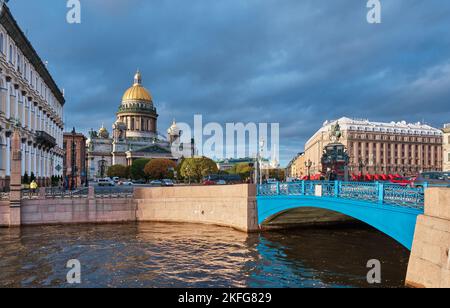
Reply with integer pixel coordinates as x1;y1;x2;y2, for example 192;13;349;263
257;181;425;250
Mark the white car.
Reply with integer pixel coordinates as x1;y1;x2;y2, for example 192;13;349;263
98;178;115;187
120;181;133;186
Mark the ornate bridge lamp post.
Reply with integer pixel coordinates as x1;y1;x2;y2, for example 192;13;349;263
305;159;312;180
258;139;265;185
358;158;366;179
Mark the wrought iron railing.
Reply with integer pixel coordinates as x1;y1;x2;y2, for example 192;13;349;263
94;187;134;199
45;187;90;199
258;181;425;210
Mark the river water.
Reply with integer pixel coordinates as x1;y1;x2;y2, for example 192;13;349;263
0;222;409;288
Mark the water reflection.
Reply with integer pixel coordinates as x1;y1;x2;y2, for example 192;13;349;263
0;223;409;288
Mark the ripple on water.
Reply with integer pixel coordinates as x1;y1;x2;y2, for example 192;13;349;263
0;222;409;288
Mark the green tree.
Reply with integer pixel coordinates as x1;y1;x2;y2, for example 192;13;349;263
180;157;218;183
230;163;253;180
23;172;29;185
107;164;130;179
269;169;286;181
144;159;177;180
30;172;36;182
130;159;151;180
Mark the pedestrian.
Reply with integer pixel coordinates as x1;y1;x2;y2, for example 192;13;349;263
30;180;38;193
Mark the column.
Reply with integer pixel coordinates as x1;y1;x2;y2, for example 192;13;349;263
376;142;381;169
431;145;435;170
28;98;32;128
33;146;37;176
5;80;10;119
27;144;31;176
390;143;395;172
21;93;25;127
6;137;10;176
14;87;18;120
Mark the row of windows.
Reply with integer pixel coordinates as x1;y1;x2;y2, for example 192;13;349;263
0;29;63;120
349;134;441;143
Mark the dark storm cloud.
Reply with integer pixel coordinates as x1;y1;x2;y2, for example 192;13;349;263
8;0;450;165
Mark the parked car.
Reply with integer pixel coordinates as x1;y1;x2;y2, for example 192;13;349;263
98;178;115;187
412;172;450;188
162;179;174;187
132;179;147;185
150;180;163;186
216;180;227;185
203;180;216;186
119;180;133;186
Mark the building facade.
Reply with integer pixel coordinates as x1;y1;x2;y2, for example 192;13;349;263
443;124;450;172
303;117;443;176
0;5;65;190
87;71;194;179
63;130;87;189
286;152;305;179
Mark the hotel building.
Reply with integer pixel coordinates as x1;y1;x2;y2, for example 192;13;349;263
443;124;450;172
302;117;442;176
0;5;65;190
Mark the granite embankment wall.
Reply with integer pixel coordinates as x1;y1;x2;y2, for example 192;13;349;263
0;185;258;232
406;188;450;288
134;184;259;232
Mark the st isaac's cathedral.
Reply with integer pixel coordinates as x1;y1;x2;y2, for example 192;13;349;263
87;71;194;178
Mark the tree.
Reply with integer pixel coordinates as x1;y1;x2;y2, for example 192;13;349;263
23;172;29;185
180;157;218;183
30;172;36;183
269;169;286;181
144;159;177;180
107;164;130;179
130;159;151;180
229;163;253;180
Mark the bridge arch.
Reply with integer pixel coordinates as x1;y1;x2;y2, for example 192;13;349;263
257;195;422;250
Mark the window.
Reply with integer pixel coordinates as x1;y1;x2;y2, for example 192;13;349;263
9;45;13;63
0;33;3;55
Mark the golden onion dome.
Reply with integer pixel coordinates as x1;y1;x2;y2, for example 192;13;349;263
98;124;109;139
122;70;153;103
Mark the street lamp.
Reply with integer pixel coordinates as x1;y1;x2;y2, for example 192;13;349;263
304;159;312;180
259;139;265;185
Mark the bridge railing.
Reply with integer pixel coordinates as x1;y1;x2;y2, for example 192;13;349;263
258;181;424;210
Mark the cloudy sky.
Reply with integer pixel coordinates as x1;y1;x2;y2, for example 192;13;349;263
8;0;450;165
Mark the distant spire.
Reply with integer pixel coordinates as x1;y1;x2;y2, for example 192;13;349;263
134;69;142;85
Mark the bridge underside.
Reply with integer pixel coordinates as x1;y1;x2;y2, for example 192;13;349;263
261;207;359;230
257;196;423;250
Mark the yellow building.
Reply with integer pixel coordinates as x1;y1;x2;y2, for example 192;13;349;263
443;124;450;172
286;153;306;179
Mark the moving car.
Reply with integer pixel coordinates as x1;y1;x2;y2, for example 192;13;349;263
412;172;450;188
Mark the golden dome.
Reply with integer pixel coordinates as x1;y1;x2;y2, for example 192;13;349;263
122;70;153;103
98;124;109;139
